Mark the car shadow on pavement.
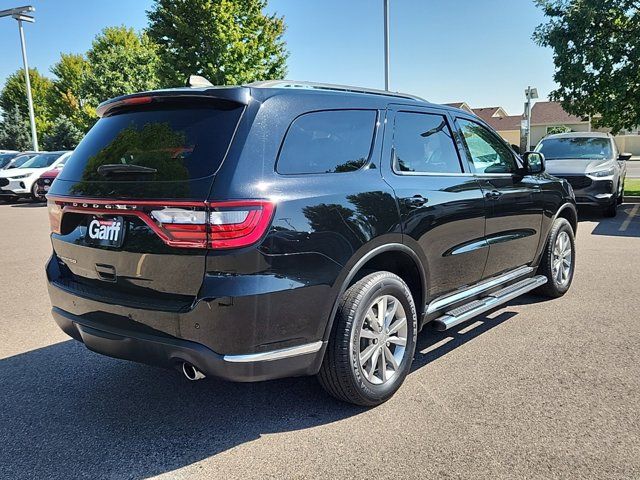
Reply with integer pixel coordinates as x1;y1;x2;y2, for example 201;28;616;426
0;309;518;479
412;310;518;370
579;203;640;238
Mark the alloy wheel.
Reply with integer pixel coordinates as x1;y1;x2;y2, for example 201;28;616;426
356;294;408;385
552;231;572;287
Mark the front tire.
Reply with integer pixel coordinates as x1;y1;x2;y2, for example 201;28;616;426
318;271;417;406
603;200;617;217
617;181;624;205
30;183;42;202
535;218;575;298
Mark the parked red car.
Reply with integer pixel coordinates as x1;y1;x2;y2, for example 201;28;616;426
35;153;71;201
35;168;61;201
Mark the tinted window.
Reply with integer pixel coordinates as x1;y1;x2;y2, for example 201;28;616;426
21;152;65;169
0;153;18;168
59;103;243;183
458;119;517;174
10;155;35;168
277;110;376;174
535;137;613;160
393;112;461;173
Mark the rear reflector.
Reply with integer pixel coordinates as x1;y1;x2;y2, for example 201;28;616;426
46;197;275;250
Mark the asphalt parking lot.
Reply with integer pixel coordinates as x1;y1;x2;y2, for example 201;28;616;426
0;201;639;480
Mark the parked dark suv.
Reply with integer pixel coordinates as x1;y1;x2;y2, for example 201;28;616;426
46;81;577;406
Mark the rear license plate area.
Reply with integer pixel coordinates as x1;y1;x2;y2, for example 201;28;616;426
85;216;125;248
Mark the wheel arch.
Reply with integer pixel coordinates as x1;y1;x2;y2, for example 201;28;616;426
555;202;578;235
320;243;427;346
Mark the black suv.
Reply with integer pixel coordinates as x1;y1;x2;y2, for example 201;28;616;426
46;81;577;406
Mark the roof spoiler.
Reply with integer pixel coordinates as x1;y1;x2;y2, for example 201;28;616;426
96;87;251;117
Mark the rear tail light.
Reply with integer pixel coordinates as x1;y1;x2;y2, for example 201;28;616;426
47;198;63;234
47;197;275;250
209;201;275;249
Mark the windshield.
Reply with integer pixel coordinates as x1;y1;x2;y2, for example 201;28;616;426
10;155;34;168
536;137;613;160
0;153;18;168
20;153;65;169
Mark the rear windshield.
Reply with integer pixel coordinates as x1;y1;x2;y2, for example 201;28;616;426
59;103;243;183
536;137;613;160
21;152;65;169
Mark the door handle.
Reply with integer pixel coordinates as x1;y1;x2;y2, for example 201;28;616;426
406;195;428;207
485;190;502;199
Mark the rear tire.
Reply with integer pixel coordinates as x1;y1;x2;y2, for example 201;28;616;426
317;271;417;406
535;218;575;298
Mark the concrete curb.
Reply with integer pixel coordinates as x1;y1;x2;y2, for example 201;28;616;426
623;196;640;203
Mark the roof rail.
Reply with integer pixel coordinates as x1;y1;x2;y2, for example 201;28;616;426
246;80;427;102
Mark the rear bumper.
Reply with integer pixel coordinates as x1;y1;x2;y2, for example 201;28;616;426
52;306;325;382
46;251;331;382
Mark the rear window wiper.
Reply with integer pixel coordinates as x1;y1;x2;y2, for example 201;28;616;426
97;164;158;176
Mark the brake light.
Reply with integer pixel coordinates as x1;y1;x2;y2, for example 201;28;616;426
46;197;276;250
96;95;153;117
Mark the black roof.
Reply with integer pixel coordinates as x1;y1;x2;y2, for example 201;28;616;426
96;80;438;117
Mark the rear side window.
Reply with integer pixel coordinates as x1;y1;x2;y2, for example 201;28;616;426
59;103;243;183
277;110;377;174
393;112;462;174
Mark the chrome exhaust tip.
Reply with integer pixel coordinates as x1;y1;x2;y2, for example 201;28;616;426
182;362;205;381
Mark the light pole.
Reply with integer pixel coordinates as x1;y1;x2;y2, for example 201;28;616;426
383;0;390;91
0;5;38;152
524;86;538;151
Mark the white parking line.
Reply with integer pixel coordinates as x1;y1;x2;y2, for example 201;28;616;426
620;204;639;232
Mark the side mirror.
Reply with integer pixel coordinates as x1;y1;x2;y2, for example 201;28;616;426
522;151;545;174
618;152;632;161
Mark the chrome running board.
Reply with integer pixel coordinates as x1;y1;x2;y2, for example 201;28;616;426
432;275;547;331
426;266;534;315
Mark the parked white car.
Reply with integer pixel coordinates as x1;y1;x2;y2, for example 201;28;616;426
0;151;71;201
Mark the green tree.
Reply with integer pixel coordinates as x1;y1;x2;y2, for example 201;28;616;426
50;53;95;132
534;0;640;133
83;26;160;105
42;115;84;150
147;0;288;86
0;68;54;138
0;106;31;151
